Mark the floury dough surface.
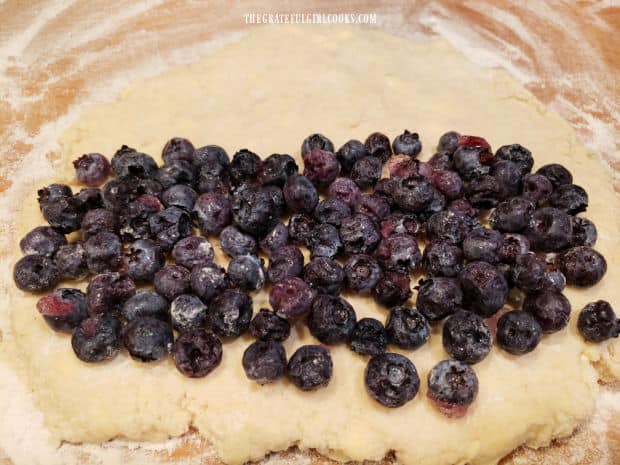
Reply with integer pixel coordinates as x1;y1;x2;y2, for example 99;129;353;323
3;25;620;465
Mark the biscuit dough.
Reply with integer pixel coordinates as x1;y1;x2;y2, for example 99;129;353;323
3;25;620;465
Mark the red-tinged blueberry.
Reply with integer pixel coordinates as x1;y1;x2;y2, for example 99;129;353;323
242;340;287;384
249;309;291;342
123;317;173;362
42;196;84;233
230;149;261;186
81;208;118;240
308;294;356;345
349;318;388;356
287;345;333;391
372;271;412;307
379;212;421;238
302;133;334;156
269;276;314;320
154;265;191;301
426;210;473;245
354;193;390;223
442;310;492;364
227;254;265;291
521;173;553;206
73;153;111;186
121;290;169;322
364;132;392;163
287;213;316;247
428;151;453;170
37;288;88;332
336;140;369;174
494;144;533;175
570;217;597;247
84;231;122;273
556;246;607;287
339;213;381;255
387;156;419;179
327;177;361;208
13;254;60;293
193;192;232;236
162;137;195;164
232;185;279;236
193;145;230;167
374;233;421;273
536;163;573;188
525;207;573;252
577;301;619;343
303;149;340;190
437;131;461;155
427;359;478;417
422;240;464;278
111;150;158;178
190;263;228;302
385;306;430;350
430;169;464;200
351;156;382;189
71;314;122;363
20;226;66;257
549;184;588;214
173;328;223;378
459;262;508;317
523;291;571;333
392;130;422;157
303;257;345;295
344;254;383;293
55;242;89;280
496;310;542;355
172;236;215;269
365;353;420;408
208;289;253;338
416;277;463;322
161;184;198;211
170;293;208;331
86;272;136;315
149;206;193;252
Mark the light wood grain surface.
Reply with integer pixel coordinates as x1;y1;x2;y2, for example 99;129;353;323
0;1;619;464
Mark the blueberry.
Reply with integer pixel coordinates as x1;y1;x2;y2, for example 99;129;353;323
523;291;571;333
378;213;420;239
447;198;479;218
287;345;333;391
303;257;345;295
111;150;158;178
190;263;228;302
364;132;392;163
193;192;232;235
348;318;387;356
123;317;173;362
173;328;222;378
249;309;291;342
196;159;231;195
20;226;66;257
119;194;163;242
459;262;508;317
37;288;88;332
437;131;461;155
74;188;104;210
354;193;390;223
193;145;230;167
430;169;464;200
38;183;72;208
541;263;567;293
385;306;430;350
301;133;334;156
309;223;343;259
242;340;287;384
42;196;84;233
344;254;383;293
308;294;356;344
422;240;464;277
260;184;286;215
372;271;412;307
525;207;573;252
428;151;453;170
536;163;573;188
452;135;493;180
373;233;421;273
365;353;420;408
462;227;503;264
578;301;619;343
231;186;279;236
172;236;215;269
149;206;193;251
426;210;473;244
154;265;191;301
123;239;165;282
392;175;442;214
269;276;314;320
327;177;361;208
161;184;198;211
314;198;351;228
442;310;492;364
496;310;542;355
427;359;478;417
132;177;164;198
71;314;122;363
499;233;530;263
466;174;501;208
54;242;89;280
170;294;207;331
121;290;169;322
511;252;546;292
259;221;289;256
13;254;60;293
373;178;398;206
259;153;298;186
287;213;316;247
81;208;118;240
267;245;304;283
156;160;197;189
557;246;607;287
416;277;463;322
339;213;381;255
86;272;136;315
494;144;533;175
570;217;597;247
303;149;340;190
335;140;369;174
229;149;261;185
549;184;588;214
208;289;253;338
283;174;319;214
227;254;265;291
84;231;122;273
162;137;195;164
392;130;421;157
388;157;421;179
490;160;523;199
350;156;382;189
489;197;534;233
521;173;554;206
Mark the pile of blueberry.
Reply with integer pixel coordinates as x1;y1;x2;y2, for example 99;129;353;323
13;130;619;416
